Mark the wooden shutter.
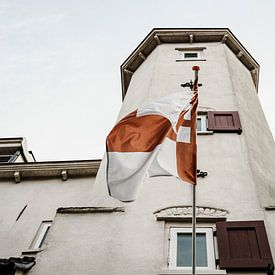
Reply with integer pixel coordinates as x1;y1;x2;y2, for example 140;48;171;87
207;111;242;134
216;221;274;271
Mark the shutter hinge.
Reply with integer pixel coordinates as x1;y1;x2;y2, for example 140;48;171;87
215;259;220;266
213;230;217;236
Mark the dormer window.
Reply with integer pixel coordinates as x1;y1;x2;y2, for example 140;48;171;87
0;138;35;163
175;47;206;61
0;155;14;163
0;151;20;163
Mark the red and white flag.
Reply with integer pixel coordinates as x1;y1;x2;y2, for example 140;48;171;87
106;89;198;202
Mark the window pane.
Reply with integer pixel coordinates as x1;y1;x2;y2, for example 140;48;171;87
177;233;208;267
197;118;202;131
0;156;12;163
184;52;198;58
197;234;208;267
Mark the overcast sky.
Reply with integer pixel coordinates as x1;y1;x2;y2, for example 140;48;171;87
0;0;274;161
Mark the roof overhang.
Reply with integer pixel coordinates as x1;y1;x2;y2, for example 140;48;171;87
120;28;259;99
0;159;101;182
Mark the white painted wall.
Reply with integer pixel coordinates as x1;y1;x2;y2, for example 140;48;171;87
0;177;96;258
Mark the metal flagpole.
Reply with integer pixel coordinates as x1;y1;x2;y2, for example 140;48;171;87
192;66;199;275
192;184;196;275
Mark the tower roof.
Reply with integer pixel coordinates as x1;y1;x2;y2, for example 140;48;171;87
120;28;259;98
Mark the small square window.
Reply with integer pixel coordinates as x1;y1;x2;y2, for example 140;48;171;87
169;227;216;270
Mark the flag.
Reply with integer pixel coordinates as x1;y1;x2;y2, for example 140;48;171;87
106;89;198;202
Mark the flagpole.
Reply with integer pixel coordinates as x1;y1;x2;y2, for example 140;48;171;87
191;66;199;275
192;184;196;275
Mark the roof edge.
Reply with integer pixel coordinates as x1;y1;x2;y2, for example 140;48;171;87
0;159;101;182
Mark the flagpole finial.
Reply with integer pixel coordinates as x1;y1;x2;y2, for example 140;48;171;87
192;66;200;71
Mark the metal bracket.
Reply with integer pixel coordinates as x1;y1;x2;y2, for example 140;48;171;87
181;80;202;90
197;169;208;178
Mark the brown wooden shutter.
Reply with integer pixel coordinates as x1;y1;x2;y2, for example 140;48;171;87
216;221;274;271
207;111;242;134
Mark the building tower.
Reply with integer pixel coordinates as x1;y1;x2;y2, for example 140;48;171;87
0;28;274;275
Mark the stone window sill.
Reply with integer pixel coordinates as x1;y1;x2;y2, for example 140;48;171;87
22;248;43;255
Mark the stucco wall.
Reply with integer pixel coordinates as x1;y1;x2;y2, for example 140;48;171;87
0;176;96;258
107;42;266;220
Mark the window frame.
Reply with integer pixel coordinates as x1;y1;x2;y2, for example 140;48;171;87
197;115;207;132
175;47;206;62
197;114;213;135
169;227;216;271
30;221;52;249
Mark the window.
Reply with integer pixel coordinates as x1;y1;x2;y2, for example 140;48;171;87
184;52;198;59
169;227;216;270
30;221;52;249
176;47;206;61
197;115;207;132
0;155;13;163
216;221;274;271
197;114;213;135
0;151;20;163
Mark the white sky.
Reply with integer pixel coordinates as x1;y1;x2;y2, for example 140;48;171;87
0;0;274;161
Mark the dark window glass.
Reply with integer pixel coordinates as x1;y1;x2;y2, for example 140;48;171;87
0;155;12;163
184;52;198;58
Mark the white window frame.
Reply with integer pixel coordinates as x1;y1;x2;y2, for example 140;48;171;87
169;227;216;271
176;47;206;61
181;50;203;60
197;115;207;132
30;221;52;249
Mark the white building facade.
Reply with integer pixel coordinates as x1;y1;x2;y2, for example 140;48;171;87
0;28;274;275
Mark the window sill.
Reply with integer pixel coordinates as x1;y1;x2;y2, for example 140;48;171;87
197;131;213;135
159;269;226;275
22;248;43;255
176;59;206;62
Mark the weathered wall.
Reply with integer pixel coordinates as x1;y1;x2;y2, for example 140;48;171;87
0;177;96;258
